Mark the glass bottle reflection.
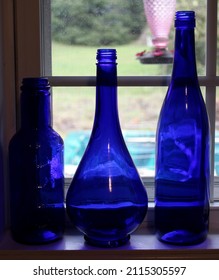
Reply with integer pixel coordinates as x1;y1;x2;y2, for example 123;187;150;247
155;11;210;245
66;49;148;247
9;77;65;244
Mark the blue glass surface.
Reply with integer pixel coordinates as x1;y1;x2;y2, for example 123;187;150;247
64;130;156;174
9;78;65;244
66;49;148;247
155;11;210;245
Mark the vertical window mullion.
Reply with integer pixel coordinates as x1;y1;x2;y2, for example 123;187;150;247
14;0;44;129
206;0;218;202
40;0;52;76
0;0;17;231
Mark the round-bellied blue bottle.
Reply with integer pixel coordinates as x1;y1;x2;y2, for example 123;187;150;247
66;49;148;247
155;11;210;245
9;77;65;244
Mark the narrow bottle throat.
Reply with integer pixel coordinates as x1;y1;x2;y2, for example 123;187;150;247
96;63;117;86
21;92;51;128
172;28;197;80
94;63;120;131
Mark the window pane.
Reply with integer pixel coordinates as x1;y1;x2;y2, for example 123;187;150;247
215;88;219;200
52;87;166;178
52;84;207;180
215;85;219;201
51;0;206;76
217;1;219;76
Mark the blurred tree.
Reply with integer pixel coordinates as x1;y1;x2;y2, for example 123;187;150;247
175;0;206;74
52;0;145;46
51;0;207;73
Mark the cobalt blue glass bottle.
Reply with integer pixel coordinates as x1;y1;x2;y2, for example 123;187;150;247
9;77;65;244
155;11;210;245
66;49;148;247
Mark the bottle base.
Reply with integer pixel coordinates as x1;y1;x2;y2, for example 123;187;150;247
156;230;208;245
84;234;130;248
11;229;63;245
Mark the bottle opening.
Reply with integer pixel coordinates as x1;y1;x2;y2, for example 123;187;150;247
21;77;50;91
175;11;195;28
96;49;117;63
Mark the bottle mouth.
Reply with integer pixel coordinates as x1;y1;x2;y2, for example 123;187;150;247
175;11;196;28
21;77;50;91
96;49;117;63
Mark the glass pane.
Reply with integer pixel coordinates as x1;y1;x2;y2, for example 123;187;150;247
217;0;219;76
215;88;219;200
53;84;207;179
52;87;166;178
51;0;206;76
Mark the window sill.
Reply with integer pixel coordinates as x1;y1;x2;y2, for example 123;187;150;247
0;227;219;260
1;203;219;260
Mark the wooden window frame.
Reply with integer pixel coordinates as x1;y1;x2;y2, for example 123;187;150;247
0;0;219;259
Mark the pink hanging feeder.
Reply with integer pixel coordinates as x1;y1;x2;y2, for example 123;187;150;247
137;0;176;64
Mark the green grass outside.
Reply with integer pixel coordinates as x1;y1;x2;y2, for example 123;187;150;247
52;42;169;138
52;42;165;76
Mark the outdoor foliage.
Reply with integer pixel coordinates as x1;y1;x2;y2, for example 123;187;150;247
176;0;206;72
52;0;146;46
51;0;207;73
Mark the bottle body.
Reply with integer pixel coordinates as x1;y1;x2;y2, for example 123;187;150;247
155;11;210;245
9;78;65;244
66;49;148;247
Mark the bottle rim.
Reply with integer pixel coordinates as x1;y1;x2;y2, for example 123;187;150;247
175;11;195;28
96;49;117;62
21;77;50;91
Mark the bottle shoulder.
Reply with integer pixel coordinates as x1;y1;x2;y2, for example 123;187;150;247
163;82;206;110
158;83;209;129
9;127;63;148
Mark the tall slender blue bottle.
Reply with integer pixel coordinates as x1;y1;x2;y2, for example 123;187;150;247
66;49;148;247
9;77;65;244
155;11;210;245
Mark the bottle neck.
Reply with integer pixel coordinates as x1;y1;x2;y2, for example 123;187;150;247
172;27;198;82
94;61;120;131
21;91;51;128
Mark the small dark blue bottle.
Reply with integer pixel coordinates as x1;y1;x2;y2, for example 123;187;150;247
66;49;148;247
9;77;65;244
155;11;210;245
